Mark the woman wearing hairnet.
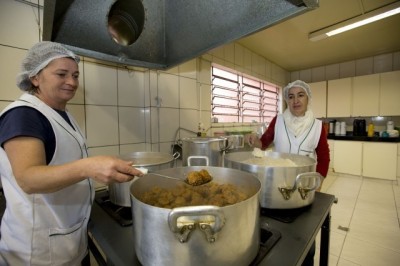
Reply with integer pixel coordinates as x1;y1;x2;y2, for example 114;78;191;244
245;80;330;266
0;42;144;265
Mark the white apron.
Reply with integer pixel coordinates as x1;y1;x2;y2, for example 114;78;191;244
0;93;94;266
274;114;322;159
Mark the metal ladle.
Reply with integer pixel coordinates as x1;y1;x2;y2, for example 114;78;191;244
136;167;212;186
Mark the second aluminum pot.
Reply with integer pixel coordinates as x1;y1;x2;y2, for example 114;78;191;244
130;166;261;266
109;152;178;207
181;137;229;166
224;151;321;209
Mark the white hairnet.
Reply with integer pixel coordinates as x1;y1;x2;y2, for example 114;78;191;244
16;41;80;91
283;80;311;101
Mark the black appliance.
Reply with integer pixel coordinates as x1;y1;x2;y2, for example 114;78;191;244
353;119;367;136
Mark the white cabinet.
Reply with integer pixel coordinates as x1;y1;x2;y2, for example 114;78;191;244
333;141;362;175
352;74;380;116
327;78;352;117
309;81;327;118
380;70;400;116
363;143;397;180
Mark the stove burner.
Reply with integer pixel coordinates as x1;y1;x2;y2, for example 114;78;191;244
250;224;281;265
95;190;132;226
260;205;311;223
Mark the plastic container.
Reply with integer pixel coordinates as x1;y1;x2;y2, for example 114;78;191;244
367;123;374;137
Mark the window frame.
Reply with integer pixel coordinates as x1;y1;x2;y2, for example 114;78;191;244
211;64;280;123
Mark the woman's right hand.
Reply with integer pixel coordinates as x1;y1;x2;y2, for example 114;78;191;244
244;133;262;148
83;156;144;185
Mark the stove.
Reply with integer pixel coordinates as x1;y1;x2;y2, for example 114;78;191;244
95;189;132;226
94;189;282;264
260;205;311;223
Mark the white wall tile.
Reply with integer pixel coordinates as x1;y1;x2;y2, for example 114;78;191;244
326;64;340;80
198;59;211;85
244;48;252;71
84;62;118;105
85;105;119;147
393;51;400;70
299;69;312;83
224;43;235;64
373;53;393;74
0;101;11;112
355;57;374;76
118;107;146;144
311;66;326;82
234;44;244;67
144;107;151;143
0;46;25;100
200;83;211;112
118;68;145;107
179;59;197;79
290;71;300;82
157;72;179;108
150;107;159;143
339;61;356;78
66;104;86;138
148;71;158;107
120;143;147;154
159;108;179;142
0;0;40;49
179;77;198;109
180;109;199;133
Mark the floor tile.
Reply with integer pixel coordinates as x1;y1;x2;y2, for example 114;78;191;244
341;235;400;266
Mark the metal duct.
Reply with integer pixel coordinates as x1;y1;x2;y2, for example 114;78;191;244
43;0;318;70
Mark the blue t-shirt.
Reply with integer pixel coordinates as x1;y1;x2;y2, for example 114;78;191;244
0;106;73;164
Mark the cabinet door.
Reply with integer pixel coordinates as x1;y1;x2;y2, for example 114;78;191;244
352;74;379;116
333;141;362;175
327;78;352;117
380;71;400;116
309;81;327;118
363;143;397;180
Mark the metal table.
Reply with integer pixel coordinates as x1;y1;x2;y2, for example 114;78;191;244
88;192;335;266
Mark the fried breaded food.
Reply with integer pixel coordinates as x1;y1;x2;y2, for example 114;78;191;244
186;169;212;186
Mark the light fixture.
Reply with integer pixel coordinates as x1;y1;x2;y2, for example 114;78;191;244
309;1;400;41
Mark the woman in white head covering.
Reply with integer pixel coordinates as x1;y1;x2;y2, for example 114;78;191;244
0;42;144;265
246;80;330;183
245;80;330;266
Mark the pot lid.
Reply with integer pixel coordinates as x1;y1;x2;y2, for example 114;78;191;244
119;152;174;166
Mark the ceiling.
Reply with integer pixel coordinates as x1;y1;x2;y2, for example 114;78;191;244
236;0;400;72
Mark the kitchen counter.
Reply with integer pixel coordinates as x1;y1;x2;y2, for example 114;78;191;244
328;135;400;142
88;191;336;266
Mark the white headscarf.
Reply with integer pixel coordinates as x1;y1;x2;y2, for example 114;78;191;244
282;80;315;137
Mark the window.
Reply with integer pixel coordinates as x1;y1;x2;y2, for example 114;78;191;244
211;65;279;123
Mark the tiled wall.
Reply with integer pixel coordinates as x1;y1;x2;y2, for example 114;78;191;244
0;0;289;159
291;51;400;83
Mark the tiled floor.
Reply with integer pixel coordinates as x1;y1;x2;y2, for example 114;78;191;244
314;172;400;266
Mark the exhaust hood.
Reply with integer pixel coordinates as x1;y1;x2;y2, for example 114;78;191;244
43;0;318;70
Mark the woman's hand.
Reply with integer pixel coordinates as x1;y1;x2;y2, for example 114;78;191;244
244;133;262;148
83;156;145;185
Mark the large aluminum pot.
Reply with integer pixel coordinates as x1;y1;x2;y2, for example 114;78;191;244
109;152;178;207
181;137;229;167
130;166;261;266
224;151;321;209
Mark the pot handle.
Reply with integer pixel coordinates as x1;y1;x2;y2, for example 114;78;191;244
295;172;322;200
187;156;209;166
168;205;225;243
